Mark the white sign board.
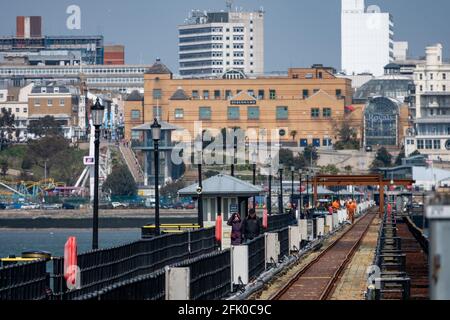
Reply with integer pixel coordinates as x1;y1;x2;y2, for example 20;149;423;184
83;156;95;166
427;206;450;220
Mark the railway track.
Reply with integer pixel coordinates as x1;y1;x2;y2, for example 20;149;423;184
271;208;377;300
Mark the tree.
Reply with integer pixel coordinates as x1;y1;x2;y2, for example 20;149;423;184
395;147;405;166
290;130;298;141
27;135;70;177
278;148;306;170
334;122;360;150
0;159;8;177
27;116;64;138
302;145;319;167
370;147;393;172
160;179;186;199
102;165;137;196
344;165;353;174
320;164;339;175
0;108;15;150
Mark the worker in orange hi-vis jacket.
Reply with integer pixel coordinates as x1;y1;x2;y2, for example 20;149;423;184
332;199;340;212
346;200;356;224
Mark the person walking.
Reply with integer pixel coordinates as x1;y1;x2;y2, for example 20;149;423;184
227;212;243;245
346;200;356;224
241;208;262;243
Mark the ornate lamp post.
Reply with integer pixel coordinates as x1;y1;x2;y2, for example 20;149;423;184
151;118;162;236
91;98;105;250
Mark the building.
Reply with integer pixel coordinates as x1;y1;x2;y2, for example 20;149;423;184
104;45;125;65
28;83;81;139
341;0;394;76
0;64;150;93
0;16;127;65
394;41;409;61
0;83;33;139
125;60;353;150
405;44;450;161
178;7;264;78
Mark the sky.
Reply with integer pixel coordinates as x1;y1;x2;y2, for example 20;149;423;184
0;0;449;72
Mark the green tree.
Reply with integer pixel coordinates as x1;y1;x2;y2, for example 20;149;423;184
27;135;70;178
320;164;340;175
27;116;64;138
395;147;405;166
370;159;386;173
0;108;15;150
375;147;392;167
102;165;137;196
303;145;319;167
334;122;360;150
0;159;8;177
344;165;353;174
160;179;186;199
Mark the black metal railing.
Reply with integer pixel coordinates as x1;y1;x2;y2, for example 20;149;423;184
188;228;216;259
266;213;295;232
73;270;165;301
275;227;289;260
173;250;231;300
0;260;49;300
53;232;190;300
247;235;265;281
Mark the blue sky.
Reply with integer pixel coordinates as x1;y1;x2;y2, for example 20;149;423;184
0;0;449;72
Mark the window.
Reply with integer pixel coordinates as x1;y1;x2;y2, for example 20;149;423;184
175;108;184;119
313;89;319;94
323;108;332;118
300;139;308;147
430;73;434;80
35;99;40;107
228;107;240;120
276;106;288;120
311;108;320;118
247;90;255;97
258;90;265;100
192;90;199;99
303;89;309;99
153;89;162;99
225;90;232;99
269;90;276;100
318;72;323;79
313;139;321;147
419;85;423;92
425;140;433;150
417;140;424;150
419;74;423;80
434;140;441;150
214;90;221;100
336;89;342;98
131;110;141;120
323;139;332;147
247;106;260;120
199;107;211;120
444;73;447;80
444;85;447;91
15;108;19;113
48;99;53;106
203;90;209;100
23;108;27;113
430;85;434;91
60;99;65;106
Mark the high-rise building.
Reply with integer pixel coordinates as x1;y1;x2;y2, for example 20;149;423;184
341;0;394;76
104;45;125;65
178;7;264;78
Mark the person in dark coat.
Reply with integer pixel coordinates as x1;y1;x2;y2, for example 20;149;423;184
241;209;262;243
227;212;242;245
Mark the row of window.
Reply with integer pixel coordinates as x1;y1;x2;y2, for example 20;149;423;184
300;138;332;147
417;139;442;150
169;106;332;120
418;73;447;80
0;107;28;113
0;67;147;75
87;77;143;84
157;89;343;100
33;99;66;107
418;84;447;92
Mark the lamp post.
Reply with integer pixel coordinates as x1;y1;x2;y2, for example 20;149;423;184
306;170;310;210
267;156;272;216
151;118;162;236
197;149;204;229
299;169;303;215
91;98;105;250
231;144;236;177
251;150;258;209
290;166;295;208
278;168;283;214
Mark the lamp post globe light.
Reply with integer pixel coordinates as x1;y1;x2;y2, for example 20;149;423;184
91;98;105;250
151;118;162;236
251;150;258;209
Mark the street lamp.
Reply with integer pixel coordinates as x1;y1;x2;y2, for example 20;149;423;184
290;166;295;208
231;144;236;177
151;118;162;236
91;98;105;250
305;170;310;210
251;150;258;209
267;155;272;216
197;149;204;229
278;168;283;214
299;169;303;215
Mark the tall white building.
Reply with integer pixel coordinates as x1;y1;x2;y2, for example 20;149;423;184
178;8;264;78
341;0;394;76
405;44;450;161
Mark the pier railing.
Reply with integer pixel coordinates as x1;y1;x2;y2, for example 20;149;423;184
52;228;216;300
266;213;296;232
247;235;265;281
275;227;290;260
0;260;49;300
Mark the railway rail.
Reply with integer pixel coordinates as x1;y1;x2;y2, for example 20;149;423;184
271;208;377;300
